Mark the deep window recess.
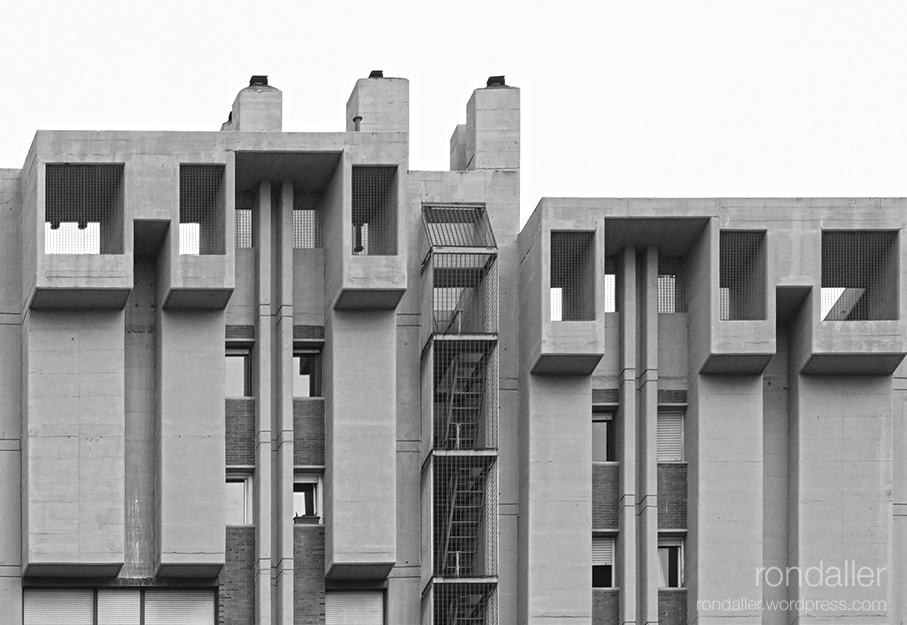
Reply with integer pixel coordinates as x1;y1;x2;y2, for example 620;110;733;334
658;257;686;313
180;164;225;255
235;190;253;249
44;164;124;255
294;190;323;249
658;539;683;588
293;474;322;524
657;410;684;462
226;349;251;398
24;589;216;625
550;231;596;321
325;591;385;625
225;474;253;525
604;256;617;313
352;166;397;256
719;231;766;321
821;230;898;321
293;349;322;398
592;408;616;462
592;536;615;588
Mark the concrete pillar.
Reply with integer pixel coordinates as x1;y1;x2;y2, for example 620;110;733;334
617;246;638;625
253;181;273;625
273;181;295;623
637;247;658;625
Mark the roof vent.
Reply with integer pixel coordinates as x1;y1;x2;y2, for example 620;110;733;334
486;75;506;87
369;70;384;78
249;75;269;86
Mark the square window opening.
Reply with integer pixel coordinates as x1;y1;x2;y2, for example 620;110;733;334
180;164;225;255
821;230;897;321
45;164;124;255
550;231;596;321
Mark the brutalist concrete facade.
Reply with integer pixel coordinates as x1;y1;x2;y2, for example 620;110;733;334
0;74;904;625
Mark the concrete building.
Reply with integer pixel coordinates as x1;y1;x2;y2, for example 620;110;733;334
0;73;903;625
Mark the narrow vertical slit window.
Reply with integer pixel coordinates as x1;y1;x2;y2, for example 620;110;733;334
592;536;615;588
352;166;397;255
821;230;897;321
180;164;225;255
550;231;596;321
719;231;766;320
604;256;617;313
658;257;686;313
44;164;124;255
293;190;323;249
592;409;615;462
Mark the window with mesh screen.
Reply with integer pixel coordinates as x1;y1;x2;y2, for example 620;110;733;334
550;231;596;321
294;190;323;249
821;230;897;321
658;257;686;313
719;231;766;321
604;256;617;313
430;583;497;625
235;190;253;249
180;164;225;255
352;166;396;255
45;164;124;254
422;205;496;247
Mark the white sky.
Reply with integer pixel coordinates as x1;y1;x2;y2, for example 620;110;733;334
2;1;906;225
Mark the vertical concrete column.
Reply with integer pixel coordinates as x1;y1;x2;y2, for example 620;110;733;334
253;181;273;625
893;371;907;625
272;181;295;623
637;248;658;625
617;246;638;625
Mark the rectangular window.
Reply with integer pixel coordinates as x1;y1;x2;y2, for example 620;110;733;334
821;230;897;321
719;231;766;320
225;349;251;397
225;475;253;525
293;350;322;398
658;257;686;313
180;164;225;255
592;536;615;588
658;539;683;588
45;164;124;255
25;589;215;625
592;409;615;462
604;256;617;313
235;208;252;248
352;166;397;256
293;474;322;524
326;591;384;625
657;410;684;462
550;231;596;321
294;190;323;249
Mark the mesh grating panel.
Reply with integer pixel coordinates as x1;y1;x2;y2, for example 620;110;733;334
180;165;225;255
719;231;766;321
604;256;617;313
294;191;323;249
432;456;498;578
352;166;396;255
431;341;498;451
422;253;498;344
821;230;897;321
550;231;596;321
235;209;252;248
422;205;496;247
658;257;686;313
45;164;124;254
430;582;498;625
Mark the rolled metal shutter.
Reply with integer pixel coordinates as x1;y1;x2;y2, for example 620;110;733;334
97;589;141;625
326;591;384;625
144;590;215;625
657;410;684;461
592;536;614;565
24;589;93;625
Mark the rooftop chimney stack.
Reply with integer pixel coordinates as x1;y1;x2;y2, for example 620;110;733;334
451;76;520;171
220;75;282;131
346;71;409;134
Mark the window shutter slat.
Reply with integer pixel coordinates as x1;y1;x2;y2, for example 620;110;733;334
24;590;93;625
98;590;141;625
592;536;614;565
326;591;384;625
657;410;684;461
144;591;215;625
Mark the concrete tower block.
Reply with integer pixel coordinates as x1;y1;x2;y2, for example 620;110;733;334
449;124;468;171
346;74;409;134
221;76;282;132
465;81;520;170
